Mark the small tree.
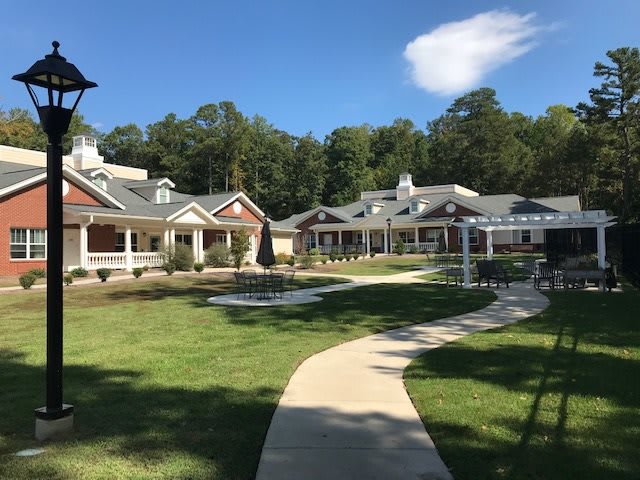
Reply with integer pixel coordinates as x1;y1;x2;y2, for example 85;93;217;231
394;239;406;255
230;228;251;271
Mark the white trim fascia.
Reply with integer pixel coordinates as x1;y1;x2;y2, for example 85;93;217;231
88;167;114;179
417;195;491;219
0;172;47;198
124;177;176;189
209;192;266;220
270;226;300;234
62;165;127;210
166;201;220;224
62;209;164;221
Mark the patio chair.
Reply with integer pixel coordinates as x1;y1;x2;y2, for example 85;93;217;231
445;266;463;287
270;273;285;299
283;269;296;297
534;262;558;290
233;272;254;299
476;260;510;288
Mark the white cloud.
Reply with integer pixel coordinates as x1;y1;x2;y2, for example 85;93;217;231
404;10;543;96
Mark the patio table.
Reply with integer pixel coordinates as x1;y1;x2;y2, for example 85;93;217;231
255;274;276;300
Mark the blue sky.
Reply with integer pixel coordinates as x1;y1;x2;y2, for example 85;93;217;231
1;1;638;138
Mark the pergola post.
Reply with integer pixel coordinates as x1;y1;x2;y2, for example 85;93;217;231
124;225;132;271
462;227;471;289
486;229;493;260
597;225;606;269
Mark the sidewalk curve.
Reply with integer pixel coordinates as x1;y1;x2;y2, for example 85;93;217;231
256;281;549;480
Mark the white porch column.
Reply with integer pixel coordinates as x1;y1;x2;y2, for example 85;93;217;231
486;230;494;260
170;228;176;245
79;223;89;269
315;231;319;251
125;225;133;271
338;230;342;246
198;229;204;262
444;227;449;252
597;225;606;269
383;229;388;254
226;231;232;248
414;226;419;249
365;229;370;255
163;228;169;248
192;228;199;263
462;227;471;289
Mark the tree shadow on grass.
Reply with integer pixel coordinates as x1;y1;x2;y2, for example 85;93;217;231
0;349;279;480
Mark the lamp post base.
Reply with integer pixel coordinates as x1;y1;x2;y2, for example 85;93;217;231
35;404;74;441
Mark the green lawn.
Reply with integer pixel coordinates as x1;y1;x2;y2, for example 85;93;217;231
405;283;640;480
0;273;495;479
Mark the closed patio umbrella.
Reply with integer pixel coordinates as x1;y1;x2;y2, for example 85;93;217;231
256;218;276;273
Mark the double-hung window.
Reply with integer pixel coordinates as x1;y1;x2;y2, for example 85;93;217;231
458;227;478;245
521;229;532;243
10;228;46;259
410;200;419;214
175;234;193;246
305;234;317;250
216;234;226;244
115;232;138;252
158;186;169;204
426;229;439;243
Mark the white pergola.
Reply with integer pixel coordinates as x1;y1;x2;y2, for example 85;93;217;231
455;210;617;289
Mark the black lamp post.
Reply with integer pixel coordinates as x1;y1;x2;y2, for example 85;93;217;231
12;42;97;436
386;217;392;254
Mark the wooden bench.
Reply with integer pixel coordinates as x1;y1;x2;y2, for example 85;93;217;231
563;269;606;292
445;267;463;287
476;260;510;288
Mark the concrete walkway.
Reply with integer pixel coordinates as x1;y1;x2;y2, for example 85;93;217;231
256;280;549;480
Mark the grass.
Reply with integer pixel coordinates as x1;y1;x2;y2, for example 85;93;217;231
0;272;495;479
404;282;640;480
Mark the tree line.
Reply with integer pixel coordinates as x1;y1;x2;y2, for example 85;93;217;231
1;47;638;222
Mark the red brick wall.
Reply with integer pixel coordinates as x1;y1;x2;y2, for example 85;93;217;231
294;211;346;248
63;182;103;206
425;202;481;218
88;225;116;252
422;202;488;253
216;199;262;224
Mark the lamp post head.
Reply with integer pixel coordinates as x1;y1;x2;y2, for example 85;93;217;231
386;217;392;226
12;41;97;138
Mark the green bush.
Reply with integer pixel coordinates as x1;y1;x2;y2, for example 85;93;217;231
70;267;88;278
286;256;295;266
230;229;251;271
370;251;376;258
308;247;320;256
193;262;204;273
321;258;328;264
205;244;230;267
300;255;315;269
394;239;406;255
345;254;352;262
19;273;36;289
64;274;73;286
163;263;176;276
173;244;194;271
132;267;144;278
353;253;360;260
96;268;112;282
337;254;344;262
408;245;419;254
28;267;46;279
275;252;290;265
329;252;337;262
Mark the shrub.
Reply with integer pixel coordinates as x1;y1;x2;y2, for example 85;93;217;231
408;245;419;254
205;244;231;267
230;228;251;271
163;262;176;275
19;273;36;289
321;258;328;264
337;255;344;262
70;267;88;278
193;262;204;273
394;239;406;255
142;264;150;271
64;274;73;286
308;247;320;256
300;255;315;269
28;267;46;279
353;253;360;260
96;268;112;282
329;252;337;263
275;252;290;265
174;244;194;271
286;256;295;266
345;254;352;262
132;267;144;278
370;251;376;258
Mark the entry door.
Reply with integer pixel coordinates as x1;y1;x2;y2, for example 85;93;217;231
323;233;333;245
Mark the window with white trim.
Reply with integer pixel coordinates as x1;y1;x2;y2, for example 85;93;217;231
356;232;363;244
521;229;531;243
158;185;169;204
115;232;138;252
175;234;193;246
216;234;226;244
364;204;372;216
410;200;419;214
426;229;440;243
93;176;106;190
398;231;415;243
10;228;46;259
305;234;317;250
458;227;478;245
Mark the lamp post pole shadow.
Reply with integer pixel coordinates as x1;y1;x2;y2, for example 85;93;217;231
12;41;97;441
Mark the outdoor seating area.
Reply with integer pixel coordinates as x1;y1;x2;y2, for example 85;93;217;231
476;259;510;288
233;269;296;300
533;256;612;292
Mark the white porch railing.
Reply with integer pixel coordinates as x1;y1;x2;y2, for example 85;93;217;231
415;242;439;252
87;252;165;270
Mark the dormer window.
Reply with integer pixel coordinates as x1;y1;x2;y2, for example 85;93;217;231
158;185;169;204
365;204;373;216
93;176;106;190
89;168;113;191
410;200;419;214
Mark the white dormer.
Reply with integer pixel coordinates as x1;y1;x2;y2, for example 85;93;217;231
125;178;176;204
70;135;104;170
89;168;114;191
396;173;415;200
409;197;430;214
363;201;385;216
